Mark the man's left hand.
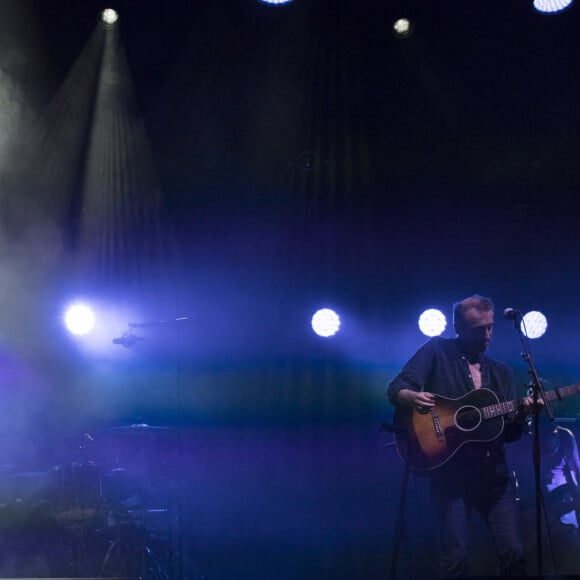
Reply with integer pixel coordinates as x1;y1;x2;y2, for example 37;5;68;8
518;395;545;418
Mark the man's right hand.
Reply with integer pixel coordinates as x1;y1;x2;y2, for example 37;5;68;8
396;389;435;411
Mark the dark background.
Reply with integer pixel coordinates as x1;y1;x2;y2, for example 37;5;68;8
0;0;579;577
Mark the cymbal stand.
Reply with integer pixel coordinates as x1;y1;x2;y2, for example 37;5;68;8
99;515;131;578
99;485;149;577
110;315;190;578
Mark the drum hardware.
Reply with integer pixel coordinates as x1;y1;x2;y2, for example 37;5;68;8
98;505;177;580
99;423;177;578
0;426;178;578
98;503;177;579
51;461;102;501
103;423;171;476
9;471;51;504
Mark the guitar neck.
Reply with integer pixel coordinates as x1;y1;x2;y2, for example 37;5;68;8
483;384;580;420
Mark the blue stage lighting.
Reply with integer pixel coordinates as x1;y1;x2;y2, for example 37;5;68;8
418;308;447;337
311;308;341;337
533;0;573;13
64;303;96;336
521;311;548;339
259;0;294;5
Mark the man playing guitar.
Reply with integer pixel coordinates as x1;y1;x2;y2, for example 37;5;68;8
388;294;538;577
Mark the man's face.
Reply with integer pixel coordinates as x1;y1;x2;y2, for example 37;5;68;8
457;308;494;353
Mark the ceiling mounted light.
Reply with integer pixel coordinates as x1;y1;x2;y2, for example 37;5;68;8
521;311;548;339
64;303;96;336
393;18;414;39
311;308;341;338
258;0;294;5
533;0;573;13
418;309;447;337
101;8;119;25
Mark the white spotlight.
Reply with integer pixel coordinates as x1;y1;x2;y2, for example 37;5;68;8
64;304;96;336
418;309;447;337
101;8;119;25
533;0;573;13
311;308;341;338
259;0;294;4
393;18;413;38
521;311;548;339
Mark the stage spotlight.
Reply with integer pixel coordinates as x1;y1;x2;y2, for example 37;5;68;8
418;308;447;337
64;303;96;336
393;17;414;38
521;311;548;339
258;0;294;5
311;308;341;338
533;0;573;13
101;8;119;25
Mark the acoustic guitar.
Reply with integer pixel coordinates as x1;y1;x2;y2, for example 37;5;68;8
393;384;580;471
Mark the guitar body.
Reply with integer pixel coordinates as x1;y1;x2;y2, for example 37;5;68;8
393;388;505;471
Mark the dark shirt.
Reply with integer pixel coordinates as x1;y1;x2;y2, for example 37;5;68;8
388;336;526;477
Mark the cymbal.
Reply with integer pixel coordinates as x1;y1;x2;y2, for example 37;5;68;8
108;423;169;434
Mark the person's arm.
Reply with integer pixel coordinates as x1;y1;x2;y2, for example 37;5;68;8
561;427;580;489
393;388;435;409
387;338;437;409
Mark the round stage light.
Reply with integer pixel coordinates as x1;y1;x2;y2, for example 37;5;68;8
418;308;447;337
311;308;341;337
533;0;573;13
64;304;96;336
393;18;413;38
521;311;548;339
258;0;294;5
101;8;119;25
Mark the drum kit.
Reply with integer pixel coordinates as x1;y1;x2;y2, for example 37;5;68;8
0;423;179;579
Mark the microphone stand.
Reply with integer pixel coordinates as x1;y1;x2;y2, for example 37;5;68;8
509;311;553;577
112;317;189;347
111;315;190;579
381;421;413;580
389;444;412;580
127;316;189;330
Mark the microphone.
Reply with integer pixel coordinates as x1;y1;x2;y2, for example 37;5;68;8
112;330;142;348
503;308;522;321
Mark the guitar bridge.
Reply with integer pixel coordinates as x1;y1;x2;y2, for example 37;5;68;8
432;409;445;443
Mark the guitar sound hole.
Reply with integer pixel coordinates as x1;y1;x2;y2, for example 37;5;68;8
454;405;482;432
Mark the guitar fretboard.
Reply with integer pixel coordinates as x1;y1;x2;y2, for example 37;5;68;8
482;384;580;420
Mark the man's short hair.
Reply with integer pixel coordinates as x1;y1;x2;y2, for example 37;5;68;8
453;294;494;330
